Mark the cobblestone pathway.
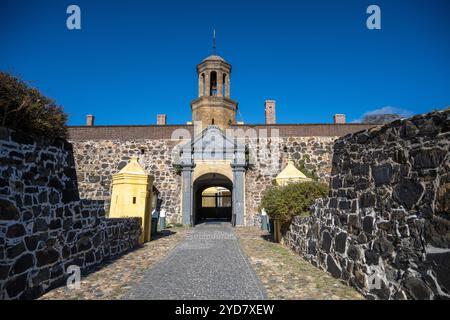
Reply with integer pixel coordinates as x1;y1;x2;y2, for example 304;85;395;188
125;221;266;300
236;227;364;300
39;227;190;300
40;224;362;300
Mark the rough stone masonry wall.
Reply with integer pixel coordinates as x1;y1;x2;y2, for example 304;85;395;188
68;123;374;226
72;137;337;225
282;109;450;299
70;139;182;224
71;136;336;226
245;136;336;225
0;128;141;300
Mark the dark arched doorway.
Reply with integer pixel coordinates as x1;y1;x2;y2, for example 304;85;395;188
193;173;233;224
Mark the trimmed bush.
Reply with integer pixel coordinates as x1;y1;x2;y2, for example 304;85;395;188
260;181;329;223
0;72;68;139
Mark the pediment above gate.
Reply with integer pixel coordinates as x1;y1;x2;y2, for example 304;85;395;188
177;125;246;167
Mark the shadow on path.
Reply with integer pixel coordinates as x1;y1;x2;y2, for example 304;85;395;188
125;221;266;300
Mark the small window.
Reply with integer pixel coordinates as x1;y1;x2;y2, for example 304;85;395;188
212;118;215;125
210;71;217;96
132;197;136;204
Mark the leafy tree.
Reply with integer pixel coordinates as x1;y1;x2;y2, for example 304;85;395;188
260;181;329;223
0;72;68;139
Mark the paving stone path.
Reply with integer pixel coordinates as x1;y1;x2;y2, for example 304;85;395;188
125;221;266;300
39;223;362;300
39;227;190;300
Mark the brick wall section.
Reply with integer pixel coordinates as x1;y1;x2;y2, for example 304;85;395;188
264;100;276;124
68;125;194;140
0;128;141;300
157;114;167;125
67;124;375;140
234;124;374;137
282;109;450;300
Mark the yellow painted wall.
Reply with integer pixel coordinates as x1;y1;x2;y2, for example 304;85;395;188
201;187;232;207
193;160;233;182
109;158;154;244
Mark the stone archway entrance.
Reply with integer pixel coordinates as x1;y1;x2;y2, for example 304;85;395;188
177;126;247;227
193;173;233;224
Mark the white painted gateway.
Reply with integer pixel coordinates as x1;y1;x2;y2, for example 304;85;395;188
176;125;247;226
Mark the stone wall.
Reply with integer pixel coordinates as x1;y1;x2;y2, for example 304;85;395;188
67;122;375;226
245;136;336;225
282;109;450;299
0;128;141;300
71;139;183;223
70;135;337;226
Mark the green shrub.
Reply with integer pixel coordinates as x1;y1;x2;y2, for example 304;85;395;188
0;72;68;139
260;181;329;223
172;164;182;175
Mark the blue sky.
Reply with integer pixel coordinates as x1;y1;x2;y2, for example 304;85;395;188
1;0;449;125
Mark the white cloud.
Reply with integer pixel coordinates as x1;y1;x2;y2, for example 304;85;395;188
351;106;413;123
364;106;413;117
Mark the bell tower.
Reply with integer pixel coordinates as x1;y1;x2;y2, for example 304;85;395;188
191;36;238;130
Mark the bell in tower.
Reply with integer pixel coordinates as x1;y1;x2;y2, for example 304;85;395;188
191;33;238;131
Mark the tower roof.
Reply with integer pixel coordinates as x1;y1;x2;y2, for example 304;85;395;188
275;159;312;185
202;54;227;63
118;157;147;175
